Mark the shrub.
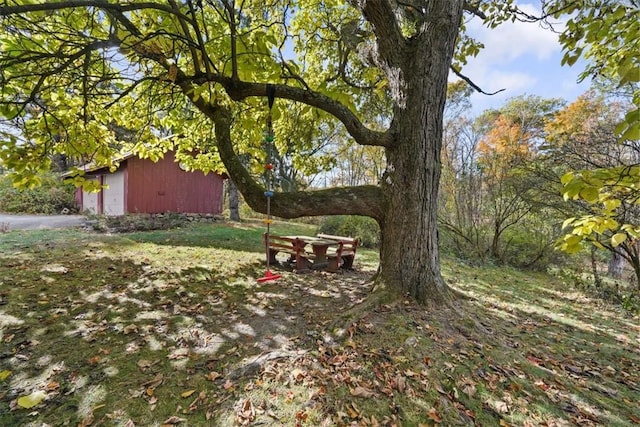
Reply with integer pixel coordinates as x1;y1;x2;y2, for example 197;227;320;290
318;215;380;248
0;173;77;214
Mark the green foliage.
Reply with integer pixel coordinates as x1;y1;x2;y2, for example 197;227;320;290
318;215;379;248
550;2;640;261
558;166;640;254
552;1;639;143
0;172;76;214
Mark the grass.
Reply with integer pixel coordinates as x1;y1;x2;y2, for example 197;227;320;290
0;221;638;426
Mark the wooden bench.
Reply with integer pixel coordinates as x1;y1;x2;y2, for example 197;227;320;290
316;234;359;270
263;234;345;272
263;234;310;271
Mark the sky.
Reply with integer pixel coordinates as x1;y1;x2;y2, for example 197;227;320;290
458;2;592;115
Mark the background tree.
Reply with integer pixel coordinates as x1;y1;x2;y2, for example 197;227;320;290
439;94;564;266
549;91;640;287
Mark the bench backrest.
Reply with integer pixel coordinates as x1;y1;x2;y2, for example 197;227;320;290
264;233;306;250
316;234;359;252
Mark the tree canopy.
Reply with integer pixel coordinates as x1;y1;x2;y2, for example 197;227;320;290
1;0;636;305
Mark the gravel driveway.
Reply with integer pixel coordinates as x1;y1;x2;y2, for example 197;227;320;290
0;214;86;231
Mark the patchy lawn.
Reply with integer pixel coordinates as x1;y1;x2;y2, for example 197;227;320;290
0;223;638;426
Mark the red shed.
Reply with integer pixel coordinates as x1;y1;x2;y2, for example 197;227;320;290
74;152;225;216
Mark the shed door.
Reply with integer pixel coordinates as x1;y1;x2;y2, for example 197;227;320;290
82;178;100;214
103;171;125;215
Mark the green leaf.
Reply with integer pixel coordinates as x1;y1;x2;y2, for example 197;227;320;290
611;233;627;247
603;199;621;212
620;123;640;141
17;390;46;409
560;172;574;185
579;186;599;203
562;217;576;230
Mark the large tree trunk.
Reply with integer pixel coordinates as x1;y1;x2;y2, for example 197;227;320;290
373;2;462;305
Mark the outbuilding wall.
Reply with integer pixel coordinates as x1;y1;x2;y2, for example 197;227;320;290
125;152;224;214
75;152;224;215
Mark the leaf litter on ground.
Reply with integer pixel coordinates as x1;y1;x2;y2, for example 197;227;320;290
0;224;638;426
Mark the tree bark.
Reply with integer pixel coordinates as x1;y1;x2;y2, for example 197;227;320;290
227;179;241;221
371;1;463;305
607;250;624;279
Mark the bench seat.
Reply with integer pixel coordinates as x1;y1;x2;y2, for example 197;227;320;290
316;233;360;270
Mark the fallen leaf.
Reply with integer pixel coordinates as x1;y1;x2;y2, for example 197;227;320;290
161;416;186;425
290;368;305;382
137;359;154;370
46;381;60;391
0;370;12;381
181;389;196;398
462;383;476;397
78;412;94;427
124;324;138;334
350;386;375;398
494;400;509;413
295;410;308;421
17;390;46;409
345;402;360;419
205;371;222;381
428;407;442;423
223;380;234;390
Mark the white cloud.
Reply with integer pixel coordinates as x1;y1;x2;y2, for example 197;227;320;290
452;1;585;114
486;70;538;92
466;2;561;65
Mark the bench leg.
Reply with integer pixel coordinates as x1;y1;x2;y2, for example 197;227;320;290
267;249;279;265
294;255;312;272
342;255;354;269
326;255;341;272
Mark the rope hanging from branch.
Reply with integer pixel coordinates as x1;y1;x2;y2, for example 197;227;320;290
257;84;282;283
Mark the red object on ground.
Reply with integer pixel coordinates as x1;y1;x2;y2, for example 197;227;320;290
257;270;281;283
265;163;274;170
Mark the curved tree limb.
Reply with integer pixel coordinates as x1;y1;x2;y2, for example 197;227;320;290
207;105;386;221
463;1;486;19
0;1;188;19
191;75;391;147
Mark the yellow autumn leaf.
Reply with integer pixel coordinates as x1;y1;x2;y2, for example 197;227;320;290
17;390;46;409
612;232;627;247
0;370;11;381
181;389;196;398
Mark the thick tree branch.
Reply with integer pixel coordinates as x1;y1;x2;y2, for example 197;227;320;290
208;106;386;221
463;1;486;20
191;75;391;147
349;0;404;65
0;1;185;19
167;0;202;74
